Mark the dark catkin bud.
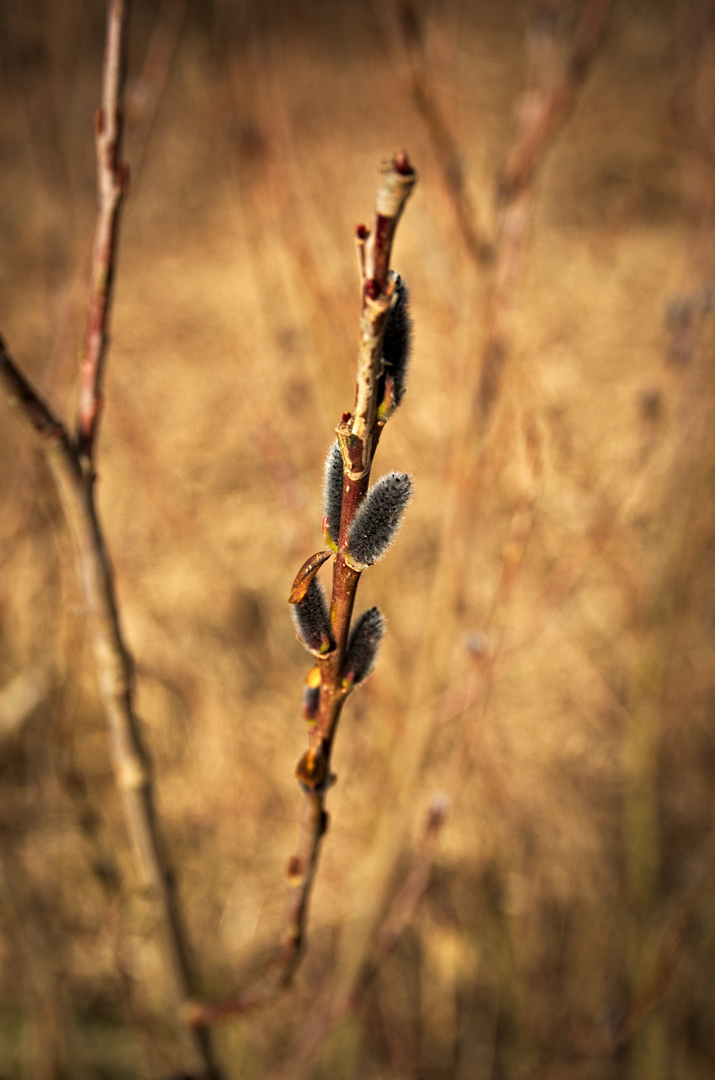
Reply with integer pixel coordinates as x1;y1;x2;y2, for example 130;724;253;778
303;683;320;720
348;472;413;567
379;273;412;410
323;440;344;547
343;606;385;686
292;577;335;656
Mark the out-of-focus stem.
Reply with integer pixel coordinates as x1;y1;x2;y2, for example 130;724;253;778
264;796;450;1080
500;0;612;200
1;1;221;1071
77;0;128;461
391;0;492;265
2;344;220;1080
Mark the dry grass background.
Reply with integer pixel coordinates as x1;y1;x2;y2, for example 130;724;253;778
1;0;714;1077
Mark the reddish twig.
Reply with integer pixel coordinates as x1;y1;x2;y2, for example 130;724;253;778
1;5;221;1076
77;0;129;461
264;795;450;1080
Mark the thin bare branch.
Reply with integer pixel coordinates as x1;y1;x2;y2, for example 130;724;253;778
391;0;493;264
263;796;450;1080
0;337;71;445
500;0;612;200
478;0;612;424
77;0;129;460
1;4;221;1074
1;340;220;1078
126;0;188;181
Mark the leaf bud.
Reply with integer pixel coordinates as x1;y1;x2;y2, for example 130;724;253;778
303;683;320;720
295;746;327;792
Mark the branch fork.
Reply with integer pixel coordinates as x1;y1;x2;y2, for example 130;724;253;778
0;3;220;1075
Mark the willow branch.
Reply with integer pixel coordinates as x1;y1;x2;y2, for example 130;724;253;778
288;150;416;967
191;152;417;1029
77;0;129;460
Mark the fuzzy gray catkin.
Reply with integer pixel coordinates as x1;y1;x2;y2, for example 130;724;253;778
292;577;335;656
379;273;412;409
348;472;413;567
323;440;343;546
343;606;385;685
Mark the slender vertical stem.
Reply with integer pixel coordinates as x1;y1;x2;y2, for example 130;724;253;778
1;3;222;1073
77;0;129;461
287;153;416;967
264;796;449;1080
500;0;612;200
1;340;220;1077
390;0;493;264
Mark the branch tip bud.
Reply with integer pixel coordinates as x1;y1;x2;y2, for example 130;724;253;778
393;149;414;176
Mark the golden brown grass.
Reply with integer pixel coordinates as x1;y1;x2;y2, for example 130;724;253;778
1;1;714;1078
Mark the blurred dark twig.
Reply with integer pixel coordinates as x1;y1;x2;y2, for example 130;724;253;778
264;795;450;1080
390;0;493;264
500;0;612;200
519;855;711;1080
407;0;612;712
479;0;612;423
126;0;188;184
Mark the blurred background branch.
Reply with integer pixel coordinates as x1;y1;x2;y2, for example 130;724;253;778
1;3;220;1076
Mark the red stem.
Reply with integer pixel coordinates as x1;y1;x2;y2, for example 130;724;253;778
77;0;128;461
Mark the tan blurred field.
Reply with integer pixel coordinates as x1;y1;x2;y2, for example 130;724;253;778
1;1;714;1078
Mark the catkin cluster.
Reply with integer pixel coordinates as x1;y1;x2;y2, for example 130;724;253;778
291;272;413;730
